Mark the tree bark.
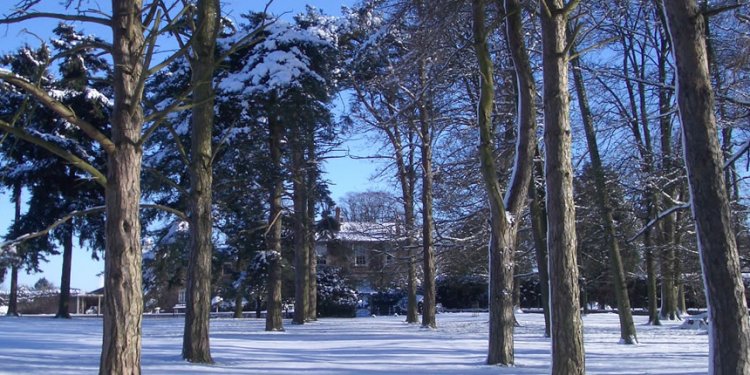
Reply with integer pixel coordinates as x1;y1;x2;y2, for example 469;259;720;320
645;230;661;325
292;144;309;325
7;183;21;317
540;1;585;373
661;1;750;373
306;143;318;321
265;114;284;332
654;17;680;320
571;46;637;344
56;223;74;319
233;256;247;319
99;1;146;373
529;152;550;337
182;0;220;364
418;62;436;330
473;0;538;364
7;264;19;316
389;110;419;324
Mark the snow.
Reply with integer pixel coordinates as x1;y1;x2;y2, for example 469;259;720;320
218;16;335;96
334;222;401;242
83;88;113;107
0;312;709;374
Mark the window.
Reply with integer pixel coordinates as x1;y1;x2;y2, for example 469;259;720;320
385;254;393;265
318;256;327;266
355;246;367;266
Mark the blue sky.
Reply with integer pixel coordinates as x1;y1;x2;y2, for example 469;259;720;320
1;0;388;292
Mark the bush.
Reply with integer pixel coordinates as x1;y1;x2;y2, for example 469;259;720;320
436;275;488;309
317;267;357;317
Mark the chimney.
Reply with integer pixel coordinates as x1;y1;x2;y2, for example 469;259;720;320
335;207;341;223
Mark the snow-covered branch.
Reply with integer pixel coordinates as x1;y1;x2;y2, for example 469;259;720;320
0;71;115;154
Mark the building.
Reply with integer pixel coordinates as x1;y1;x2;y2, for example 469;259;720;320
316;221;410;293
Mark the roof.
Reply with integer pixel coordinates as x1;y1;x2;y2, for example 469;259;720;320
331;222;402;243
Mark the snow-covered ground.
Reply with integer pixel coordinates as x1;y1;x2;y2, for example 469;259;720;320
0;312;707;374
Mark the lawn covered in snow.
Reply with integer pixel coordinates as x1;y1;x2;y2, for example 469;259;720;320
0;312;707;374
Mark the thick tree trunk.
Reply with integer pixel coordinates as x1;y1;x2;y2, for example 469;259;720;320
474;6;512;359
571;48;637;344
56;223;74;319
265;115;284;332
474;0;538;364
661;2;750;373
292;146;309;325
182;0;220;364
99;1;145;373
7;183;21;317
540;1;585;373
418;62;436;330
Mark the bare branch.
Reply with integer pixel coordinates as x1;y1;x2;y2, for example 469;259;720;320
0;12;111;27
629;141;750;242
703;3;745;18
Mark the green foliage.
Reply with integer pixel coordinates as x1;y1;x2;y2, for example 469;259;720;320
436;275;488;309
316;267;357;318
33;277;54;291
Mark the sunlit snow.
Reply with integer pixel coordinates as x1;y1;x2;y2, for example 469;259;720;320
0;312;709;374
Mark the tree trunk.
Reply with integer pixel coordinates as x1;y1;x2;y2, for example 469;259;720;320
182;0;220;364
233;256;247;319
7;264;19;316
473;0;538;364
232;287;244;319
7;183;21;317
265;115;284;332
570;46;637;344
661;2;750;373
418;61;436;330
292;145;309;325
403;148;418;325
306;144;318;321
654;21;680;321
645;230;661;325
540;1;585;373
56;223;74;319
99;1;146;373
529;154;550;337
388;113;419;324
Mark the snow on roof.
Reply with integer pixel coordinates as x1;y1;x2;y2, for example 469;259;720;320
333;222;401;243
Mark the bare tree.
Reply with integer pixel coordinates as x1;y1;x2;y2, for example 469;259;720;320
570;38;638;344
661;1;750;373
472;0;539;364
540;0;585;373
